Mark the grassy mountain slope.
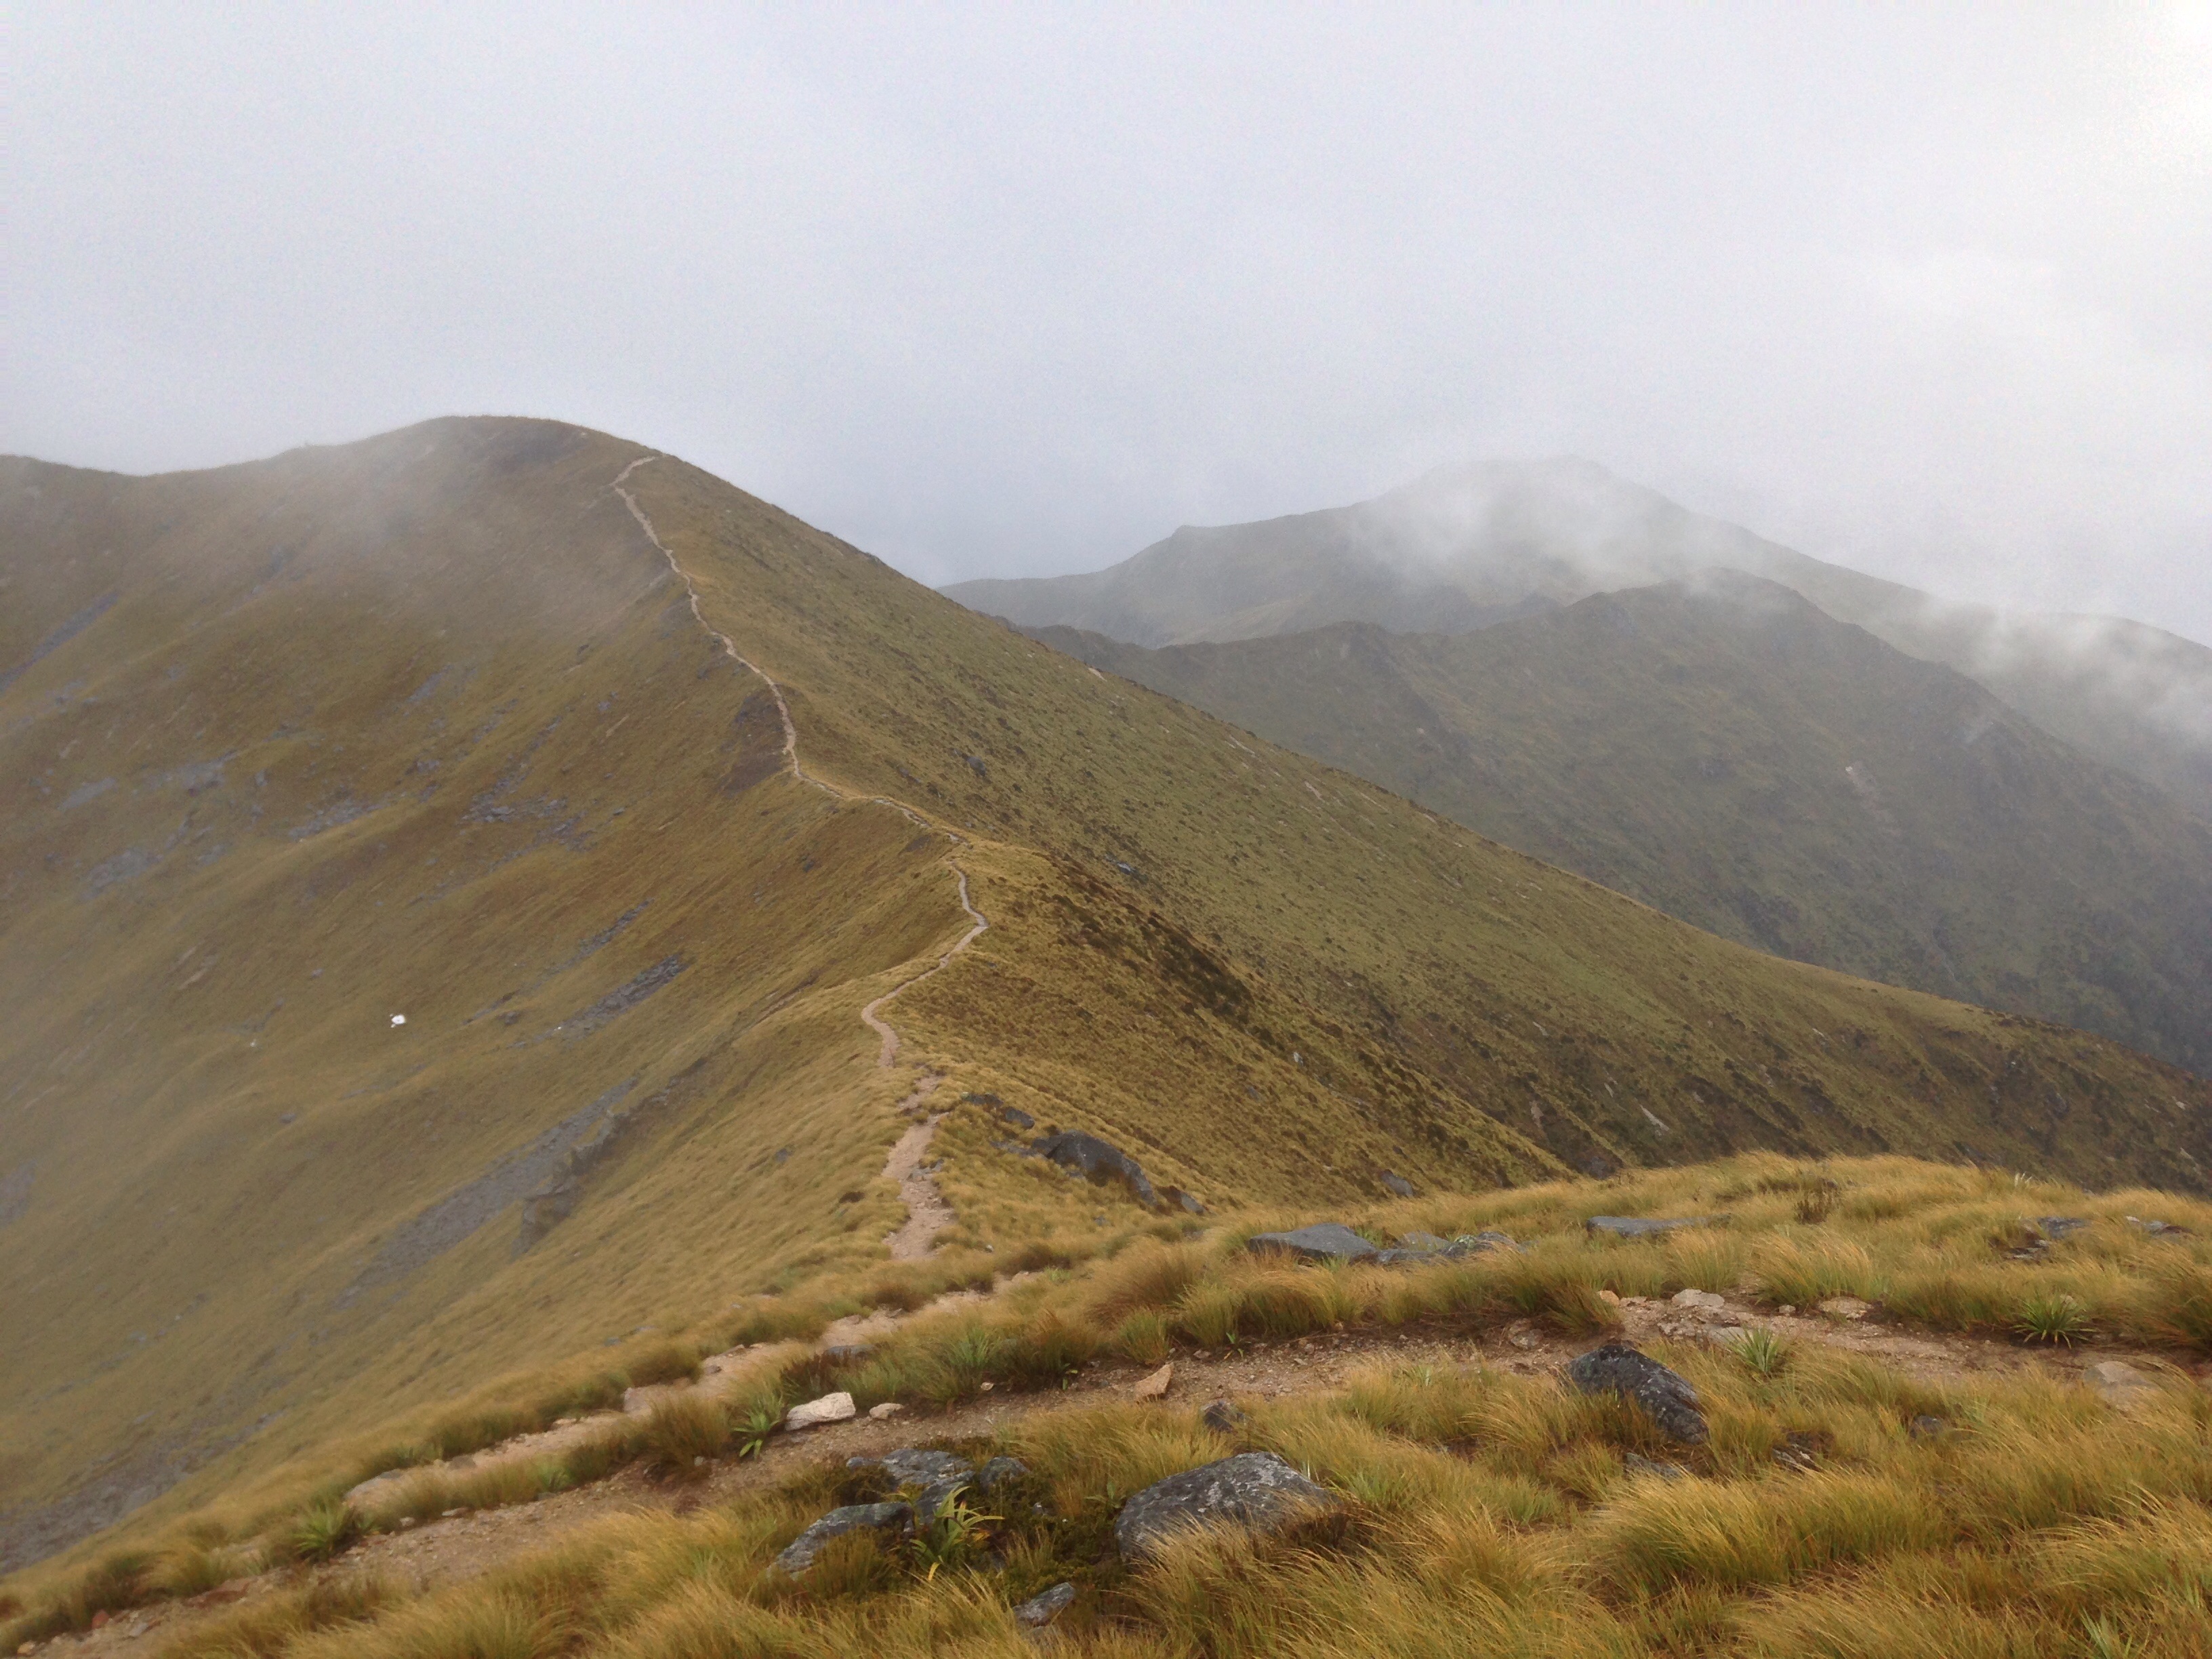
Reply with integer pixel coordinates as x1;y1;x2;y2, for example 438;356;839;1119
943;457;2212;815
1024;575;2212;1075
4;422;2207;1574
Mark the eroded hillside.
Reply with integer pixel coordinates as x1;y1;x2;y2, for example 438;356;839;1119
3;422;2206;1574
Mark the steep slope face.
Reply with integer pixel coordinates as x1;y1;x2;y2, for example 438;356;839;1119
4;423;2207;1571
1023;575;2212;1075
943;458;2212;814
0;426;982;1565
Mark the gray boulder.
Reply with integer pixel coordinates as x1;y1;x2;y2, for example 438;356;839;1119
1114;1452;1339;1563
1031;1131;1158;1207
912;1476;969;1524
1585;1215;1719;1240
1374;1229;1518;1265
975;1455;1029;1492
848;1448;972;1485
2127;1216;2190;1238
1013;1581;1077;1628
846;1449;1028;1522
1379;1172;1416;1197
1565;1341;1709;1446
773;1501;912;1574
1399;1231;1451;1252
1247;1223;1377;1263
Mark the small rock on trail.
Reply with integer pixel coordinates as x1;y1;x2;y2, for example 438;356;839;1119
785;1391;857;1431
1115;1452;1340;1563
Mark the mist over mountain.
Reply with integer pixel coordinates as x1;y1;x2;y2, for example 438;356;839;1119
945;459;2212;815
1027;573;2212;1076
9;421;2207;1570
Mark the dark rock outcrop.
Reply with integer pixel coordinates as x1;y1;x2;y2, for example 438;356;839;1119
844;1448;1028;1523
1372;1229;1517;1265
773;1501;912;1574
1115;1452;1339;1563
1202;1397;1248;1435
1565;1341;1709;1445
1014;1581;1077;1628
1585;1215;1720;1240
1031;1130;1158;1207
848;1448;971;1486
1247;1223;1377;1262
975;1456;1029;1492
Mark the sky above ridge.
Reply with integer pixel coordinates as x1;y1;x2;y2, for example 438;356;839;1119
7;5;2210;642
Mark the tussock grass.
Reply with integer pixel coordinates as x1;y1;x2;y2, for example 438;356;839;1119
283;1500;362;1565
158;1576;402;1659
1755;1235;1885;1307
17;1153;2212;1658
638;1395;730;1475
146;1542;260;1598
134;1351;2212;1659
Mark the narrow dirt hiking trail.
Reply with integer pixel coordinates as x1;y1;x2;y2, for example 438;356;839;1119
611;455;988;1071
859;863;987;1067
882;1118;956;1262
611;457;985;1255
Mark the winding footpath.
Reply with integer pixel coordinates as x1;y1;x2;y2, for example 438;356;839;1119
610;456;985;1250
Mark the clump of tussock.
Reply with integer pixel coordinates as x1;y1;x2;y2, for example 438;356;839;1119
638;1394;730;1475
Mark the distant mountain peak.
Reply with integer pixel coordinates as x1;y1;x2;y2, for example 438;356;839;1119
943;463;2212;815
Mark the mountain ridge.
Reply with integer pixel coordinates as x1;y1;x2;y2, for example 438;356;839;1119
5;420;2207;1574
943;457;2212;814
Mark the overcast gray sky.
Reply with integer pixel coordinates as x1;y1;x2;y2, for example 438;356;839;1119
7;5;2209;641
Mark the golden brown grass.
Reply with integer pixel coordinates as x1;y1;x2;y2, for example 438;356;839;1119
129;1352;2208;1659
10;419;2210;1628
11;1153;2212;1656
